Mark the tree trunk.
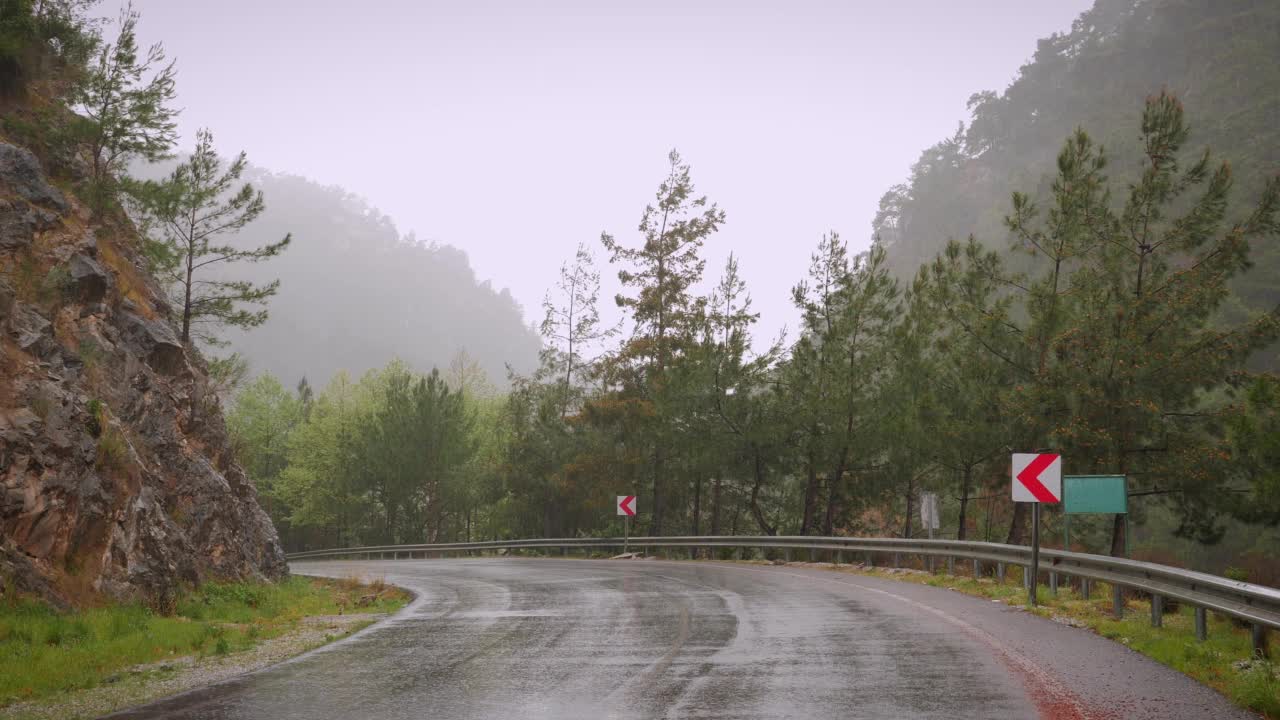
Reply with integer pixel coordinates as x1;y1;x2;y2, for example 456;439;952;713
748;446;777;535
181;251;194;343
800;448;820;535
650;443;664;536
1006;502;1028;545
823;447;849;536
903;479;914;539
710;476;723;535
1109;514;1126;557
692;474;702;536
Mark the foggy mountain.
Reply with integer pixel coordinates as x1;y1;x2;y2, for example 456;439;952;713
205;169;541;386
871;0;1280;364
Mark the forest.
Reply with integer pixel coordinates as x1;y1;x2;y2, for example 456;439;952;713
234;88;1280;573
3;0;1276;575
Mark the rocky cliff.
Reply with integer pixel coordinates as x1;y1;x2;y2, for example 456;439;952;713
0;142;287;610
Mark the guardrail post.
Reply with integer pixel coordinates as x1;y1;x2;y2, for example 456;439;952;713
809;548;816;563
947;556;955;575
1049;572;1058;597
783;548;791;563
1081;578;1091;599
892;553;900;569
1195;607;1207;642
997;562;1005;582
1112;584;1124;619
1151;594;1163;628
835;550;843;565
1252;624;1269;659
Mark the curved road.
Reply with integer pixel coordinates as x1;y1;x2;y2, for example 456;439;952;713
109;559;1253;720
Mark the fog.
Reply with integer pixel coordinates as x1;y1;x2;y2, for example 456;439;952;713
120;0;1090;377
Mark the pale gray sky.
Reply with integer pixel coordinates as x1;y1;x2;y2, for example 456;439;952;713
123;0;1092;349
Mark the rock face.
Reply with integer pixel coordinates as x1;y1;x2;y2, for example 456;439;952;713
0;142;287;609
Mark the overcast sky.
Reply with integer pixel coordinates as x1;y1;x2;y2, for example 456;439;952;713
123;0;1092;350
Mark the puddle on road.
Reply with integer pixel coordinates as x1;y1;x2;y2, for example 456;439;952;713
451;610;564;618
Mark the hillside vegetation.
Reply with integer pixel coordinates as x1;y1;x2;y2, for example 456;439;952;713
871;0;1280;366
141;167;542;388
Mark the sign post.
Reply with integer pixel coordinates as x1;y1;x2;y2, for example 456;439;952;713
920;492;940;540
1063;475;1127;556
920;492;940;572
617;495;636;554
1012;453;1062;606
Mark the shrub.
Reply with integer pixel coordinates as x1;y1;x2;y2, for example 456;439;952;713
38;265;72;306
78;339;105;372
95;426;128;473
85;398;103;436
29;391;51;420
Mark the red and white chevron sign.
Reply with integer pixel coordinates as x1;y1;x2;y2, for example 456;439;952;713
1012;453;1062;503
617;495;636;517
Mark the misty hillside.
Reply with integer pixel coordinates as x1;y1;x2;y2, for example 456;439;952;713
872;0;1280;361
205;170;541;386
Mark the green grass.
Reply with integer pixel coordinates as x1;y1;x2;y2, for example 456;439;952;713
847;565;1280;718
0;576;407;707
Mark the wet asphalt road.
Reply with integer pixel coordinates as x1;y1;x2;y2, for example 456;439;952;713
108;559;1255;720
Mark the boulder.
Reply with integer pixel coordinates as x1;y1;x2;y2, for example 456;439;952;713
0;198;37;249
68;254;111;303
119;311;187;376
10;306;53;357
0;143;68;211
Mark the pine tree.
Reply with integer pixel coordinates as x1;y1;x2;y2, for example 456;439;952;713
71;3;177;209
540;241;613;416
1053;92;1280;549
790;231;849;534
128;128;291;345
601;149;724;534
790;235;899;535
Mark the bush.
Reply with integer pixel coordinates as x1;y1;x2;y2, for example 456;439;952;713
38;265;72;305
78;339;105;372
85;398;103;436
94;426;128;473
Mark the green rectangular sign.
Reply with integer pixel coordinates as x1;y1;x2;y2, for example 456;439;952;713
1063;475;1127;514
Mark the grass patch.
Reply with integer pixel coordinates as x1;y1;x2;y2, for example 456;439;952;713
0;575;407;708
841;564;1279;718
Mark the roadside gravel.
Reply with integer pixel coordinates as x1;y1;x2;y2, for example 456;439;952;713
1;614;383;720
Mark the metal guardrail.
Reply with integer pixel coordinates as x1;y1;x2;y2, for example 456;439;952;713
287;535;1278;656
